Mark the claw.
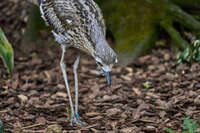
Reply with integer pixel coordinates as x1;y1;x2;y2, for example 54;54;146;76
70;115;87;126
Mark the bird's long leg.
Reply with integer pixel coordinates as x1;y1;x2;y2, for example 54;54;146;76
60;45;86;126
60;45;75;125
73;55;87;126
73;55;80;115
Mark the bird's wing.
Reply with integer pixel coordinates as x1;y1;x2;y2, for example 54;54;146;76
39;0;79;34
90;1;106;36
81;0;106;36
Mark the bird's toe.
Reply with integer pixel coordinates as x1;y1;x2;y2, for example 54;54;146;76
70;116;87;126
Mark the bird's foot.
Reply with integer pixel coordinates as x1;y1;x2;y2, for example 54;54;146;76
70;114;87;126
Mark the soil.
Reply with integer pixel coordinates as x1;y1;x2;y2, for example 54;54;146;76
1;0;200;133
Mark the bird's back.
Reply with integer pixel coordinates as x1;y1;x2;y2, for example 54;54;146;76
39;0;106;50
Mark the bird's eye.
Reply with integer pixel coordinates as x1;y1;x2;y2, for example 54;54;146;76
97;62;103;67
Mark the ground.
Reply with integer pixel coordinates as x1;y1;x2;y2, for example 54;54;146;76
0;44;200;133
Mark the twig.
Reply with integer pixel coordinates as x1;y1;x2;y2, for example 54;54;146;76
20;123;43;130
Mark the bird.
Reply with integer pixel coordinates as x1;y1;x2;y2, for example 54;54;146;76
37;0;117;126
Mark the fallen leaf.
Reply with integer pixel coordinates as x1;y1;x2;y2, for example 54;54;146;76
106;108;121;116
132;88;141;96
46;124;62;133
18;94;28;103
55;92;67;98
194;95;200;105
120;75;132;81
36;117;46;125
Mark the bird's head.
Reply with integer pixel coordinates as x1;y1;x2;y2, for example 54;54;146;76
93;42;117;87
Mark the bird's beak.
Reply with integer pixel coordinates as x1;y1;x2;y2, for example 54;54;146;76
103;70;111;87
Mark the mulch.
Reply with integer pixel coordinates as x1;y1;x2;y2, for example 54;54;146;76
0;45;200;133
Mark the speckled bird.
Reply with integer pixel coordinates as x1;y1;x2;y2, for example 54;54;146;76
37;0;117;126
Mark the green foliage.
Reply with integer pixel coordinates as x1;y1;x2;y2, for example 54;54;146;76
177;40;200;64
183;117;199;133
165;128;177;133
0;120;4;133
142;81;153;89
165;117;200;133
193;40;200;62
176;47;192;64
0;28;14;74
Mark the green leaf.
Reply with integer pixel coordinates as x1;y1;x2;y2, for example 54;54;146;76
193;40;200;62
0;120;4;133
165;128;177;133
0;28;14;74
142;81;153;89
176;47;192;64
183;117;198;133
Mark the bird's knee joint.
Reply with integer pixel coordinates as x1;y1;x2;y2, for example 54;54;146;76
73;65;78;72
60;62;66;68
73;60;79;72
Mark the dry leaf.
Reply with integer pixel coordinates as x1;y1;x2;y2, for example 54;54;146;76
18;94;28;103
